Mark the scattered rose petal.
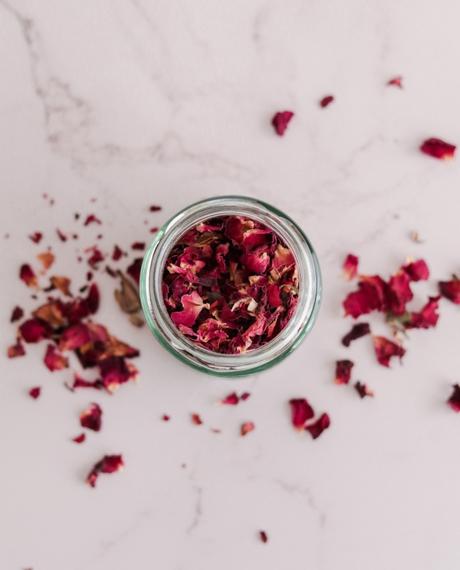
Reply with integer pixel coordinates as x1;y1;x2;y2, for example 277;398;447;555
240;421;255;436
341;322;370;347
149;205;162;212
150;226;159;234
29;231;43;244
28;386;41;399
50;276;71;296
86;454;124;487
271;111;294;136
354;382;374;399
220;392;239;405
387;76;403;88
80;403;103;432
131;241;145;251
343;275;387;318
10;305;24;323
335;359;354;385
84;214;101;226
162;414;170;422
320;95;334;108
191;413;203;425
112;245;123;261
373;335;405;367
56;228;67;242
289;398;314;429
402;259;429;281
37;251;55;270
439;277;460;304
406;296;440;329
420;137;456;160
259;530;268;543
447;384;460;412
73;433;86;444
86;246;104;269
44;344;69;371
343;253;358;280
20;264;37;288
59;323;91;351
305;413;330;439
68;375;103;391
7;340;26;358
19;318;49;343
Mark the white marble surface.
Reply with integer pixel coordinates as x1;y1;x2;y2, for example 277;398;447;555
2;1;460;568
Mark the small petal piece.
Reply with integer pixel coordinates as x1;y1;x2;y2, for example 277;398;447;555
343;254;359;280
80;403;103;432
354;382;374;399
305;413;330;440
420;138;456;160
86;454;124;487
29;386;41;399
335;359;354;385
271;111;294;136
240;421;255;436
289;398;314;429
373;336;405;367
341;322;371;347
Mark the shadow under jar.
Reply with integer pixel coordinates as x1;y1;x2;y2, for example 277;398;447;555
140;196;321;377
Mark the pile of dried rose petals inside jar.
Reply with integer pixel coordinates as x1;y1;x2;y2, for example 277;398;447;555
162;215;298;354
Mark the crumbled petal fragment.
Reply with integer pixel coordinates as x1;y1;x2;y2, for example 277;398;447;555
80;403;103;431
20;264;38;288
259;530;268;543
162;414;170;422
320;95;334;108
341;322;371;347
56;228;67;242
343;254;358;280
387;271;413;315
335;359;354;385
29;386;41;399
447;384;460;412
402;259;429;281
127;258;142;284
73;433;86;444
20;318;49;343
373;335;405;367
68;375;103;391
7;340;26;358
220;392;239;405
149;205;162;212
37;251;55;270
240;421;255;436
271;111;294;136
420;137;456;160
29;231;43;244
10;305;24;323
387;76;403;88
112;245;123;261
84;214;101;226
50;276;71;296
406;296;440;329
354;381;374;399
191;413;203;425
305;413;330;439
289;398;314;429
86;247;104;269
44;344;69;371
439;277;460;304
131;242;145;251
86;454;124;487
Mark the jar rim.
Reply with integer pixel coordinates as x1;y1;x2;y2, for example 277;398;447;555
140;195;322;377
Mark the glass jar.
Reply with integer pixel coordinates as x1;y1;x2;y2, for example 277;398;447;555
140;196;321;377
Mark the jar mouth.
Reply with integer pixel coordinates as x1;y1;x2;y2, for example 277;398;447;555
140;196;321;376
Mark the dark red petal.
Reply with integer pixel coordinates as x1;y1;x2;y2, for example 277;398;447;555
402;259;429;281
335;359;354;385
150;226;159;234
86;247;104;269
162;414;170;421
80;403;103;431
84;214;101;226
271;111;294;136
191;413;203;425
240;421;255;436
343;254;358;280
99;356;137;393
387;76;403;88
220;392;239;405
439;278;460;304
19;318;49;343
240;392;251;401
420;137;456;160
112;245;123;261
341;322;371;347
343;275;387;318
319;95;334;108
28;386;41;399
289;398;315;429
68;375;103;391
149;205;162;212
73;433;86;443
56;228;67;242
59;324;91;351
29;231;43;244
373;336;405;367
86;454;124;487
406;296;440;329
354;381;374;399
85;283;100;314
19;264;37;288
259;530;268;543
10;305;24;323
44;344;69;371
305;413;330;439
7;340;26;358
447;384;460;412
387;271;413;315
127;258;143;284
131;242;145;251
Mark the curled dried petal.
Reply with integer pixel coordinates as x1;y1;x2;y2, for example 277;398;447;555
373;336;405;367
402;259;429;281
319;95;334;108
7;340;26;358
420;138;456;160
406;296;440;329
191;413;203;425
354;382;374;399
343;254;358;280
86;454;124;487
80;403;103;431
29;231;43;243
335;359;354;385
84;214;101;226
289;398;315;429
341;322;370;347
271;111;294;136
259;530;268;543
10;306;24;323
44;344;69;371
305;413;330;439
447;384;460;412
439;278;460;304
240;421;255;436
73;433;86;444
19;264;37;288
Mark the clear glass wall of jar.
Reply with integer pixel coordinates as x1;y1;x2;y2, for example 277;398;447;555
140;196;321;377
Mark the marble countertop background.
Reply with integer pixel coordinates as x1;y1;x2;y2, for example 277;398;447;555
2;1;460;569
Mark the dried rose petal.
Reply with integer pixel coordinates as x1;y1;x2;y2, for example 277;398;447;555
162;414;170;422
241;392;251;401
402;259;429;282
50;276;71;296
343;254;358;280
373;336;405;367
387;76;403;88
37;251;55;270
19;264;37;288
80;403;103;431
191;413;203;425
20;318;49;343
320;95;334;108
149;205;162;212
127;258;142;284
150;226;159;234
171;291;209;328
420;137;456;160
86;247;104;269
439;277;460;304
44;344;69;371
68;375;103;391
86;283;100;314
259;530;268;543
335;359;354;385
59;323;90;351
354;382;374;399
73;433;86;444
343;275;387;318
289;398;314;429
240;421;255;436
341;322;370;347
387;271;413;315
56;228;67;242
84;214;101;226
447;384;460;412
406;296;440;329
7;340;26;358
29;231;43;244
86;454;124;487
271;111;294;136
10;306;24;323
305;413;330;439
28;386;41;399
112;245;123;261
220;392;239;405
98;356;137;393
131;242;145;251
